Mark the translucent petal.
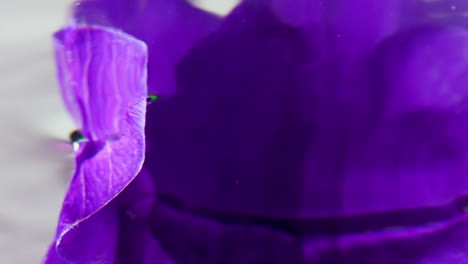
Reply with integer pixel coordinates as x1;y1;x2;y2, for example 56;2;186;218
44;26;148;263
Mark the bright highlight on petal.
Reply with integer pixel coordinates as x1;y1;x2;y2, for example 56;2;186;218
188;0;241;16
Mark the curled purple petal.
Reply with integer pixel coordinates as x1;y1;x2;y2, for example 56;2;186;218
71;0;221;96
45;26;148;263
54;26;147;141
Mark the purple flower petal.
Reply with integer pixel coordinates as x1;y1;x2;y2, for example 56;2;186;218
44;26;148;263
71;0;221;96
346;26;468;214
114;169;175;264
145;2;468;218
302;215;468;263
401;0;468;29
145;2;315;219
54;26;148;141
45;1;468;263
148;200;468;263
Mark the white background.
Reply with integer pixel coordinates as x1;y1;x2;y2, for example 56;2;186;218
0;0;75;263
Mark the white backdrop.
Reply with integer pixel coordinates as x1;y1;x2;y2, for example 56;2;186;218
0;1;74;263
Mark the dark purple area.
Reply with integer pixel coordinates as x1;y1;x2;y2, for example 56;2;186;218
45;0;468;263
